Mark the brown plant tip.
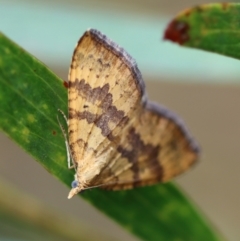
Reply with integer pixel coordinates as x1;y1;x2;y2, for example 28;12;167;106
222;2;229;10
164;20;190;45
52;130;56;135
63;80;69;89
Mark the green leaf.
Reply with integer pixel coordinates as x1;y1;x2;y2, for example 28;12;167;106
0;32;223;241
164;3;240;60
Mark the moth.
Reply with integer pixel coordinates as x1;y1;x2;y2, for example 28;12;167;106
58;29;199;199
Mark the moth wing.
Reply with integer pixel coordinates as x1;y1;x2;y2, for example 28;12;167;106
90;101;199;190
68;29;146;172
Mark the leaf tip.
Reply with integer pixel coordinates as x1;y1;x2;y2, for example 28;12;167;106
164;20;190;45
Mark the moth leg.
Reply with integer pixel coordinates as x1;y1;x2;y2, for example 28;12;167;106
58;108;68;125
57;109;75;169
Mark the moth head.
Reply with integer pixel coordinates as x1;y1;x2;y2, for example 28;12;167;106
68;175;82;199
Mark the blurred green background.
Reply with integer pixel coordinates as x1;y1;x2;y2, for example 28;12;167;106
0;0;239;240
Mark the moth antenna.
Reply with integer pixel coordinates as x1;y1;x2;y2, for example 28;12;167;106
82;182;116;191
82;179;127;191
57;110;76;170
